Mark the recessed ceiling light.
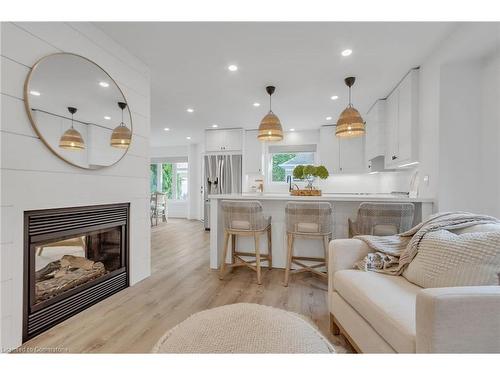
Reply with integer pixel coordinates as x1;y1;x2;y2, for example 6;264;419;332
253;102;260;107
227;64;238;72
326;116;332;121
164;127;170;131
186;108;194;113
29;90;41;96
104;116;111;120
330;95;339;100
341;49;353;57
99;81;110;88
290;128;295;132
212;124;218;128
186;136;191;140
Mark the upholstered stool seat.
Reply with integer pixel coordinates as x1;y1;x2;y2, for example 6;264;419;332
296;222;320;233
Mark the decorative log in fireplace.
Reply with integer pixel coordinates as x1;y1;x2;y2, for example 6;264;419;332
23;203;129;341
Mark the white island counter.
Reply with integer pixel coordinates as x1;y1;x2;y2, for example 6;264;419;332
208;193;434;269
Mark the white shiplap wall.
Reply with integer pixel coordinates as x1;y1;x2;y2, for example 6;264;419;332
0;22;151;350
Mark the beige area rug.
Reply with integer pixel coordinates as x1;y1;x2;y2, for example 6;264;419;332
152;303;337;353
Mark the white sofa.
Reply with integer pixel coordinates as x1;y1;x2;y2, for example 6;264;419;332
328;224;500;353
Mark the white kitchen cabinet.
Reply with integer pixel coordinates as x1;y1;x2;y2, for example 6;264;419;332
338;136;366;173
384;69;419;168
205;128;243;152
385;88;399;168
365;99;386;162
319;126;339;173
243;130;263;174
320;126;365;174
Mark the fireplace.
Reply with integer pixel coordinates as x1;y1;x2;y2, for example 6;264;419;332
23;203;129;341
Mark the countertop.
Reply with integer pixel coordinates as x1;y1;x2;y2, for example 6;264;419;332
208;193;434;203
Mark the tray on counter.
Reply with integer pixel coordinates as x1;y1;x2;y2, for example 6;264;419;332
290;189;322;196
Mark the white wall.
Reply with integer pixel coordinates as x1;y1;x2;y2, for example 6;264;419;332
479;52;500;217
187;143;202;220
0;22;151;350
416;23;500;213
438;61;482;212
438;54;500;215
151;145;188;159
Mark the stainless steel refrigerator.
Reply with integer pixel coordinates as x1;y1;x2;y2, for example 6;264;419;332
204;154;242;230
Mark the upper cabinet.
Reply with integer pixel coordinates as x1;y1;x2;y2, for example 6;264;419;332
243;130;263;174
365;99;386;162
384;69;419;168
205;128;243;152
319;126;365;174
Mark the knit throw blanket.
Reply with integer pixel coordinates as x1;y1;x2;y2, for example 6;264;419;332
354;212;500;275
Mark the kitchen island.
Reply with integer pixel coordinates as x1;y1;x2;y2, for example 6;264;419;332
208;193;434;269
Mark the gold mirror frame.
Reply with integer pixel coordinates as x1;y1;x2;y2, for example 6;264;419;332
24;52;133;170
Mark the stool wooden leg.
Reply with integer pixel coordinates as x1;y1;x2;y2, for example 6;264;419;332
283;233;294;287
267;226;272;270
219;231;230;280
323;235;330;274
230;234;236;272
254;233;262;285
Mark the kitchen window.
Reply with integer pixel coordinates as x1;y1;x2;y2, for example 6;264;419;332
150;162;188;200
268;145;317;183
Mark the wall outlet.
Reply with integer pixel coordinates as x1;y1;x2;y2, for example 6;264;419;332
423;175;430;185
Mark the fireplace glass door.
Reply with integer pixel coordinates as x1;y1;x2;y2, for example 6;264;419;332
32;226;124;307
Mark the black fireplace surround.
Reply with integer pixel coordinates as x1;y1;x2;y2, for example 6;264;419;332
23;203;129;341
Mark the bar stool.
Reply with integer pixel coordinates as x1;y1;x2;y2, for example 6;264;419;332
219;200;272;285
284;202;333;286
348;202;415;237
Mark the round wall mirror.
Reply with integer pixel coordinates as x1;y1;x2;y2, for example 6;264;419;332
24;53;133;169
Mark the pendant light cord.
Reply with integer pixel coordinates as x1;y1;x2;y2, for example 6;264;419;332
121;107;124;126
349;86;352;107
269;93;272;112
71;112;74;129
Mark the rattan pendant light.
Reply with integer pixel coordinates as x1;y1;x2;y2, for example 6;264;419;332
110;102;132;148
335;77;365;138
257;86;283;141
59;106;85;150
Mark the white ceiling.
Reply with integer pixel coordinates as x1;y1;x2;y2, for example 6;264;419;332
95;22;456;147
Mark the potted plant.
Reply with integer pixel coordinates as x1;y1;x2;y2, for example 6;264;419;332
292;165;329;192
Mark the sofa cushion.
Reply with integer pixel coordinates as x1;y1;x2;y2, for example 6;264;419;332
334;270;421;353
403;230;500;288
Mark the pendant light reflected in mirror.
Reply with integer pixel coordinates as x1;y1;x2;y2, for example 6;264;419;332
335;77;365;138
59;106;85;150
110;102;132;148
257;85;283;142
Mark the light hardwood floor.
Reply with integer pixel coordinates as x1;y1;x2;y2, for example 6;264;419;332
20;219;349;353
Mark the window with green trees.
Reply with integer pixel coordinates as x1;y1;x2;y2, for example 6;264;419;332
271;152;315;182
150;164;158;192
150;162;188;200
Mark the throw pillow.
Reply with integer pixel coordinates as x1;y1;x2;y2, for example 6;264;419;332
403;230;500;288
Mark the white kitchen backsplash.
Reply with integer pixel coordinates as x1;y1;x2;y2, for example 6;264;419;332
265;170;414;194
